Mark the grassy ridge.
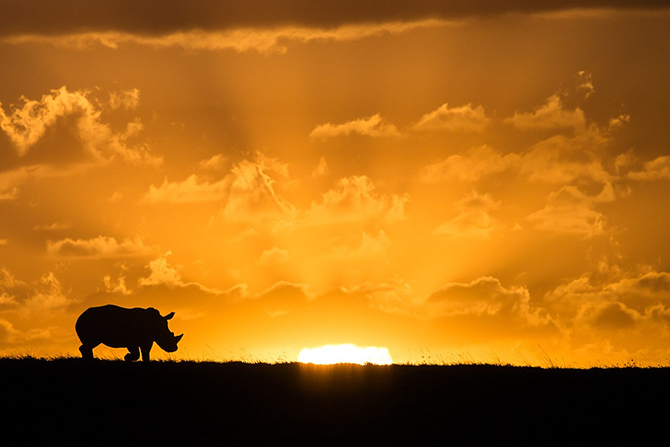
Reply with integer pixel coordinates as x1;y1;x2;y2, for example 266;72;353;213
2;358;669;444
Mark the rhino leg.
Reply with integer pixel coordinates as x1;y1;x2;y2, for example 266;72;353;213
140;343;153;362
124;347;140;362
79;344;95;360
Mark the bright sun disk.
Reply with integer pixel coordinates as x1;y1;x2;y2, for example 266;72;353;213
298;344;393;365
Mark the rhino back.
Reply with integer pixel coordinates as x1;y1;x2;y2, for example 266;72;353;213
76;305;157;348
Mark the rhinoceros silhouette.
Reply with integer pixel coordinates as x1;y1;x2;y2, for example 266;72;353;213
76;304;183;362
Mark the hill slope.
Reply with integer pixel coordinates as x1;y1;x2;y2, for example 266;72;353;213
1;358;668;444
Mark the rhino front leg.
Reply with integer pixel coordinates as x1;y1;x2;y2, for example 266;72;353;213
124;346;140;362
79;344;95;360
140;343;153;362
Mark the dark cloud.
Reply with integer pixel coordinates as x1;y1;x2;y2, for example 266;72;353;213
593;302;636;330
1;0;668;37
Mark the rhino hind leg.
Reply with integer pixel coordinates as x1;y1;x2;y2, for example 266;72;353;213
124;347;140;362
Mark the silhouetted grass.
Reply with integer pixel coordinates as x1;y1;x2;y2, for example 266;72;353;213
1;356;669;444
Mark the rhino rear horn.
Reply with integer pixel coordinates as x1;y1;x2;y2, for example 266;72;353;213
164;311;175;320
175;334;183;343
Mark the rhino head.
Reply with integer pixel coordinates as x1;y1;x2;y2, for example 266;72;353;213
154;311;183;353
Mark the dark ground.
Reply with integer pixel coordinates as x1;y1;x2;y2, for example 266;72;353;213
1;358;668;445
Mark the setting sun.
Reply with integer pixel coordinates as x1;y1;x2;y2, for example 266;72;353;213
298;344;393;365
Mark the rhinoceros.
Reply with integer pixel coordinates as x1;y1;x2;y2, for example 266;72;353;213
76;304;183;362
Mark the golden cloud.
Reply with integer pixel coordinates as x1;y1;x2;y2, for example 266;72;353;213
331;231;391;261
307;175;407;225
0;86;154;163
0;186;18;202
24;20;447;54
143;174;230;204
505;94;587;132
139;253;183;287
258;247;290;266
505;71;594;132
0;86;161;201
0;87;96;156
525;186;607;237
139;252;224;295
198;154;228;171
427;276;551;329
520;128;613;184
545;269;670;345
419;116;616;194
434;210;496;238
434;191;500;238
413;103;489;133
311;156;329;178
46;235;149;258
418;145;519;183
0;269;73;322
144;154;296;225
218;159;295;225
526;202;605;237
103;274;132;296
310;114;401;139
628;155;670;181
24;272;70;313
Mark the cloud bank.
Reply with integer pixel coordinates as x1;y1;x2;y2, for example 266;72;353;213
3;1;668;54
2;0;668;38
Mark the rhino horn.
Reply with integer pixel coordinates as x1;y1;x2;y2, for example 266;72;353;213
175;334;183;343
164;311;175;320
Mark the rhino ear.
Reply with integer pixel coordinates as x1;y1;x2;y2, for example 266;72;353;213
164;311;175;320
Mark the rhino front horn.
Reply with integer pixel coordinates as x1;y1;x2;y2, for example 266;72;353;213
175;334;183;343
164;312;175;320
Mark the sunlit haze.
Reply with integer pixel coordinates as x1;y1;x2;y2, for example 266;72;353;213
2;1;670;366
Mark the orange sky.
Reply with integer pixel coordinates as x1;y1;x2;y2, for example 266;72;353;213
2;2;670;365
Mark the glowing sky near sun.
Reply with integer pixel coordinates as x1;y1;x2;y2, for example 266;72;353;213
2;1;670;366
